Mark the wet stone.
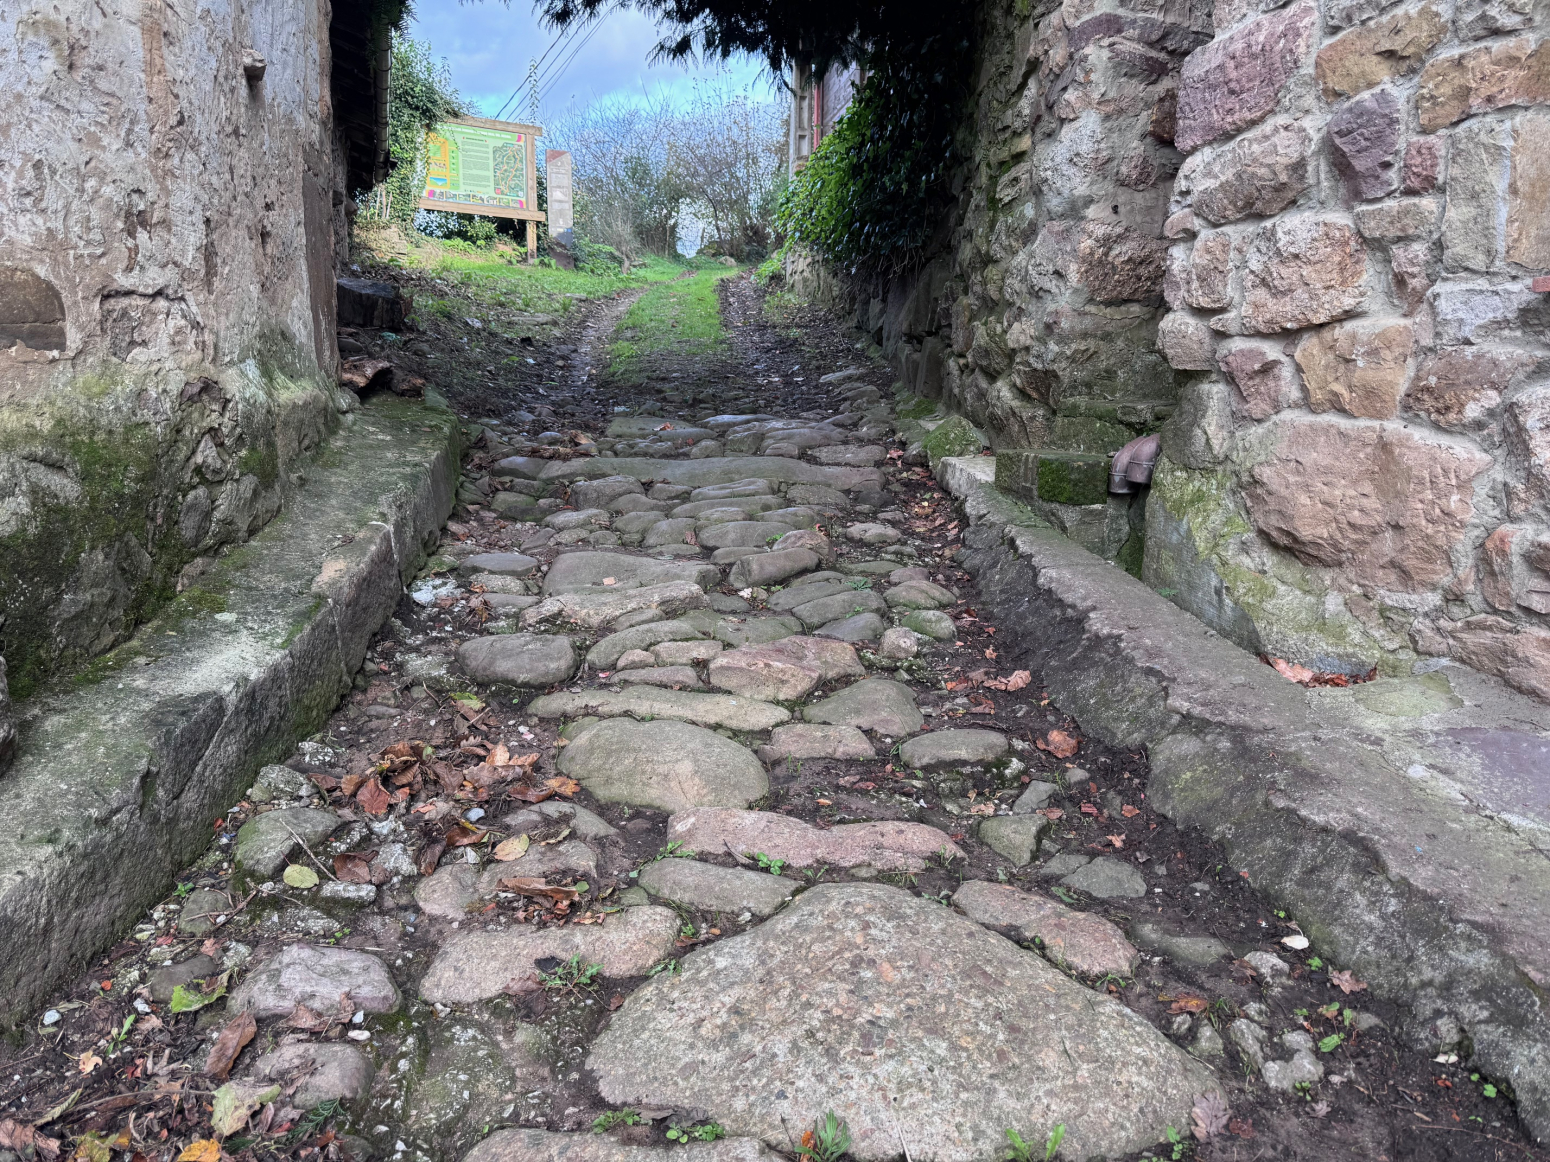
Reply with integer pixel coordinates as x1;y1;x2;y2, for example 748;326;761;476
877;627;921;659
883;580;956;610
405;1018;519;1140
638;859;793;917
148;954;220;1003
1012;781;1060;813
457;552;537;578
528;687;789;732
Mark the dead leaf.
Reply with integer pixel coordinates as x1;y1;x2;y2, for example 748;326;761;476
497;877;580;909
284;1004;331;1032
1168;995;1210;1015
543;776;581;797
1330;969;1367;995
356;777;391;816
333;852;375;884
1106;833;1126;849
1191;1092;1230;1141
1004;670;1031;691
77;1051;102;1074
967;803;995;816
1036;729;1080;759
1037;807;1064;820
417;839;447;876
204;1011;256;1080
444;822;488;848
492;833;531;861
1271;656;1317;685
1121;804;1140;818
0;1119;61;1159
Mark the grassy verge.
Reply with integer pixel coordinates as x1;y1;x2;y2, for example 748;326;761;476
606;268;739;385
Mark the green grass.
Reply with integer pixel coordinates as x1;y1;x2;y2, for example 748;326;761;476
606;267;738;384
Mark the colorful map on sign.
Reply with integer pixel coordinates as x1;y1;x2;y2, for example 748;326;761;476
422;121;528;211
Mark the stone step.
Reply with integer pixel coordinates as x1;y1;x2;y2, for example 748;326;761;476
539;455;883;493
0;396;458;1025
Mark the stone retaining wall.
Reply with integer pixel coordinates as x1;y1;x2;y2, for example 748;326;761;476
817;0;1550;698
0;0;357;703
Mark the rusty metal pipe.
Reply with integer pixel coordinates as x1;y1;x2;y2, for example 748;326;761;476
1109;433;1161;494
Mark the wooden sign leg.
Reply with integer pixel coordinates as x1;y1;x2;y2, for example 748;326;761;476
524;220;535;265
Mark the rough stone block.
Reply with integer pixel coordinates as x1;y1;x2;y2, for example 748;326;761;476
1355;197;1442;241
1157;311;1217;370
1315;3;1446;100
1176;1;1318;152
1403;136;1443;193
1244;418;1492;589
996;449;1111;507
1406;346;1531;429
1329;89;1403;200
1177;118;1312;225
1444;119;1513;272
1389;240;1438;313
1294;319;1414;418
1242;215;1368;333
1219;342;1301;420
1074;222;1169;302
1417;36;1550;131
1507;109;1550;270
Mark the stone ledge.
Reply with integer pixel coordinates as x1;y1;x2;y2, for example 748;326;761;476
0;396;459;1026
935;455;1550;1143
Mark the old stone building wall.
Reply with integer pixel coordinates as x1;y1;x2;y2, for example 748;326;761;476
0;0;377;700
841;0;1550;700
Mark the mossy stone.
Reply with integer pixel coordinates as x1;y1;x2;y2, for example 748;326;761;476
920;415;984;467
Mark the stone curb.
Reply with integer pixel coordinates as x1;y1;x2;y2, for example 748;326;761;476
0;397;459;1027
934;455;1550;1143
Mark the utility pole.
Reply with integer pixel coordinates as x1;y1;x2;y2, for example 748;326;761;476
526;56;539;123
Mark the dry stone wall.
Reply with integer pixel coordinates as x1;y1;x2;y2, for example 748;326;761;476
0;0;356;700
841;0;1550;699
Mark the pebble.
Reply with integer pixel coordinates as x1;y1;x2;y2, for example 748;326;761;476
1059;856;1148;899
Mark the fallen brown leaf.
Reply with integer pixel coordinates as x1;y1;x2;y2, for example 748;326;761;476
1191;1092;1230;1141
1168;995;1210;1014
1121;804;1141;818
497;877;580;907
0;1119;61;1159
1329;969;1367;994
417;839;447;876
204;1011;256;1079
543;776;581;797
284;1004;331;1032
1106;833;1126;849
333;852;375;884
1004;669;1031;691
356;777;391;816
444;822;488;848
1036;729;1079;759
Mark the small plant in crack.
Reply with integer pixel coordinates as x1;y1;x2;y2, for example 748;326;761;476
798;1111;851;1162
593;1109;643;1132
538;954;600;994
752;852;787;875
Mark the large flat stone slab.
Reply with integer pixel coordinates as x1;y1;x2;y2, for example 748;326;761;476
667;809;962;872
589;883;1218;1161
937;453;1550;1137
527;687;790;731
558;719;769;811
520;581;708;629
457;633;577;686
955;880;1139;978
708;637;863;701
465;1130;781;1162
421;906;681;1001
638;858;793;917
542;551;719;594
539;456;883;493
0;396;457;1025
802;678;924;736
231;944;401;1017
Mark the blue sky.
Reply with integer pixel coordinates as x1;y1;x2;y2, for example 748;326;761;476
407;0;775;121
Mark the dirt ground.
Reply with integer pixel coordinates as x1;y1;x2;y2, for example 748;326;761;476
2;261;1544;1162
